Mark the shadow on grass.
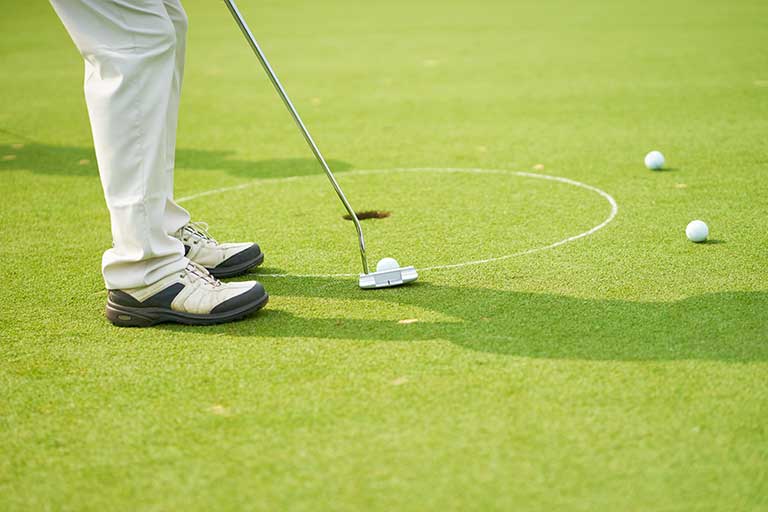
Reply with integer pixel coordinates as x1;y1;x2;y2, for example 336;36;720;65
0;143;353;179
167;276;768;363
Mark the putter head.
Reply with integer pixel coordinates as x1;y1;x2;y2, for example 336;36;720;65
359;266;418;289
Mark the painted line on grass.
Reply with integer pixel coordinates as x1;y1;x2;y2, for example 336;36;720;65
177;167;619;278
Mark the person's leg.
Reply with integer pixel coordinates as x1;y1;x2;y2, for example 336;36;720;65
50;0;187;290
160;0;192;235
156;0;265;279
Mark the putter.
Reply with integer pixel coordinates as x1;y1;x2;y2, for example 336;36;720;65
224;0;417;289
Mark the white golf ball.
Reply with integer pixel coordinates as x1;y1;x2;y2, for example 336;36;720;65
376;257;400;272
644;150;665;170
686;220;709;243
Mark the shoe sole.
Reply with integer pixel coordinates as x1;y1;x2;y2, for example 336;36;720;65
105;293;269;328
207;251;265;279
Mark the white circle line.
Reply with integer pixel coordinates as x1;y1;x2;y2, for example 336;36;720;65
177;167;619;278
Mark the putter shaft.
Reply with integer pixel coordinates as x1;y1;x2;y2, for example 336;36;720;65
223;0;369;274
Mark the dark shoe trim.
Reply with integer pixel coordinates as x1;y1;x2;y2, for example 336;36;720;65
105;291;268;328
206;244;264;279
108;283;185;309
210;282;267;314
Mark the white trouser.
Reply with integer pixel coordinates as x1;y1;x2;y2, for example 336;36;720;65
50;0;192;290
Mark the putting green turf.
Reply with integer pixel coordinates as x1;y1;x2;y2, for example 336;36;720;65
1;0;767;510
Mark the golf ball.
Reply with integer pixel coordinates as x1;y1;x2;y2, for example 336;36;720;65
686;220;709;243
644;150;665;170
376;257;400;272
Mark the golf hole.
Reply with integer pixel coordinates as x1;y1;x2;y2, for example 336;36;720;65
343;210;391;221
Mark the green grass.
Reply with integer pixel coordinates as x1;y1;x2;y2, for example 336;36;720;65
1;0;767;510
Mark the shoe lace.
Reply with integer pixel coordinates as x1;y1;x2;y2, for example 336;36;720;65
181;261;221;287
178;221;218;246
